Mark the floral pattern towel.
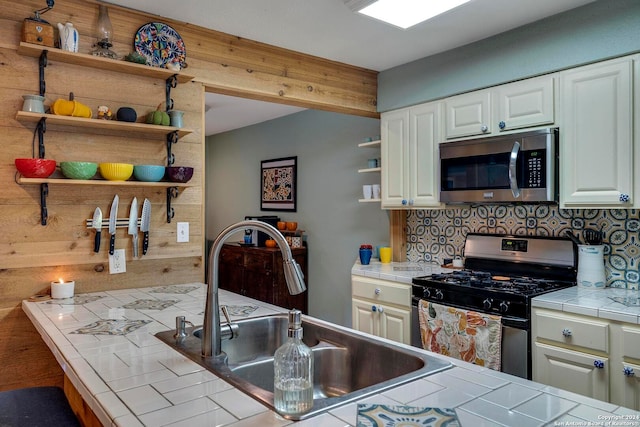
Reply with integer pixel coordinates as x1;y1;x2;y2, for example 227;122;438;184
418;300;503;371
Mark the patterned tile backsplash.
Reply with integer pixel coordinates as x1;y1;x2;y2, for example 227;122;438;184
406;206;640;289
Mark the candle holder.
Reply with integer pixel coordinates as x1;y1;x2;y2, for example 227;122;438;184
51;280;75;299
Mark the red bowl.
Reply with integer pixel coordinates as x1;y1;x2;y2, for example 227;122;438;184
166;166;193;183
15;158;56;178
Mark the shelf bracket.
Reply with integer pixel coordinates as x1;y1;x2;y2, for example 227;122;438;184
166;186;179;223
38;50;48;96
40;183;48;225
166;130;178;166
165;74;178;112
36;117;46;158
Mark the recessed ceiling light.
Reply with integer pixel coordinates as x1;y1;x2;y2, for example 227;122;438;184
357;0;472;29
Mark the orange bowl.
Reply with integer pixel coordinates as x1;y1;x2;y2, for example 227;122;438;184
277;221;286;230
265;239;277;248
286;221;298;231
15;158;56;178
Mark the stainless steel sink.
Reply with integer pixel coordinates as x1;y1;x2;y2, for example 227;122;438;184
155;313;451;420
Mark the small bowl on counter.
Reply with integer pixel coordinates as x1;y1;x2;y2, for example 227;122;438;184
166;166;193;183
15;158;57;178
60;161;97;180
98;163;133;181
133;165;165;182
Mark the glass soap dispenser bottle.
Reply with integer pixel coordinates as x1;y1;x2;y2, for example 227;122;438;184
274;309;314;415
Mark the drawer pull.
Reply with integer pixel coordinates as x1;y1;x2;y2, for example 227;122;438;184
562;328;572;337
375;288;381;295
624;367;635;377
371;305;376;312
593;360;605;369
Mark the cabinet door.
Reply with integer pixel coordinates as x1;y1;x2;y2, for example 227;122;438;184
534;342;609;402
560;57;634;208
381;108;409;208
378;304;411;345
352;298;378;336
617;360;640;411
444;90;491;139
494;75;555;131
409;102;443;207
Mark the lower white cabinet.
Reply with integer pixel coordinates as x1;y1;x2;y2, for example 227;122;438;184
533;307;640;410
351;276;411;345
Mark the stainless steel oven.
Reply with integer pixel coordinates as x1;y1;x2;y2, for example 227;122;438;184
411;233;576;379
439;128;559;203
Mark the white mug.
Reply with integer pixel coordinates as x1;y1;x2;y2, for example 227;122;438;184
362;185;373;199
452;257;464;268
372;184;381;199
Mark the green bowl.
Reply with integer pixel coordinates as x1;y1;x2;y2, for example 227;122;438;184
60;161;98;180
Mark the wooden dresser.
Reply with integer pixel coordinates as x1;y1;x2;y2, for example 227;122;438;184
218;243;308;313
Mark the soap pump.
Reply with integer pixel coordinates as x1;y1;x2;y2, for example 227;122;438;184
273;309;314;415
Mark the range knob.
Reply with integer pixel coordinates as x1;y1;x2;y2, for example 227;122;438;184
483;298;493;310
423;288;432;298
499;301;510;313
435;289;444;300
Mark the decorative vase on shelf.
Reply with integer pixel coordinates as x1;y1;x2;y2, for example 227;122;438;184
168;110;184;128
91;5;118;59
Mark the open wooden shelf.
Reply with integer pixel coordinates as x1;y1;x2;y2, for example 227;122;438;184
17;176;193;188
358;139;381;148
18;42;195;83
16;111;193;139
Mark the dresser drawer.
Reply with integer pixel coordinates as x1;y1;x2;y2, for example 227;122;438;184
533;308;609;353
352;277;410;308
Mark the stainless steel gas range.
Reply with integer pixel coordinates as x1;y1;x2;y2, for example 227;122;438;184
411;233;577;379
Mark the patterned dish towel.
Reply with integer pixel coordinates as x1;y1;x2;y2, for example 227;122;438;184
418;299;502;371
356;404;459;427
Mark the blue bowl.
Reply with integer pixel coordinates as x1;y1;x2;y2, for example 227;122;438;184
133;165;165;182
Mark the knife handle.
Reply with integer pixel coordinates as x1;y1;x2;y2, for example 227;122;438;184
143;231;149;255
109;234;115;255
94;231;101;253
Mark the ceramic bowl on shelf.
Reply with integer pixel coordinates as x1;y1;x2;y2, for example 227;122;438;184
133;164;165;182
14;158;56;178
286;221;298;231
98;163;134;181
166;166;193;183
60;161;97;180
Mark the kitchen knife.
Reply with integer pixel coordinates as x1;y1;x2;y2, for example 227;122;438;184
92;207;103;253
128;197;139;258
109;194;119;255
140;198;151;255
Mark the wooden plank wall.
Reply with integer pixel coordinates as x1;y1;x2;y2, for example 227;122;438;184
0;0;378;392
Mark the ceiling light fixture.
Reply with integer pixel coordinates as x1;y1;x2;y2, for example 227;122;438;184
345;0;471;29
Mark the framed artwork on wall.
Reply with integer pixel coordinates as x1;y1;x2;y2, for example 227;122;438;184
261;156;297;211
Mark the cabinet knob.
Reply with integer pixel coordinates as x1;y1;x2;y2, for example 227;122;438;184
371;305;383;313
481;125;489;133
402;199;408;205
408;199;414;206
593;360;605;369
498;121;506;130
371;305;376;312
374;288;381;295
562;328;572;337
378;305;384;313
620;193;630;203
624;366;635;377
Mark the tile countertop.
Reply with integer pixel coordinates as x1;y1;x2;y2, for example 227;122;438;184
22;283;640;426
351;259;453;283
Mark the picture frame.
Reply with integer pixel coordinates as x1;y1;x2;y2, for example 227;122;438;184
261;156;297;211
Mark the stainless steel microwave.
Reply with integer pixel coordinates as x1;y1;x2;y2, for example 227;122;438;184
439;128;559;203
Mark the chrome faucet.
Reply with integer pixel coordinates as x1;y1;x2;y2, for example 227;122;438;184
202;220;307;358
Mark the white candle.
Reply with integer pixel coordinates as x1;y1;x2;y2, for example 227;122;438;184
51;278;75;299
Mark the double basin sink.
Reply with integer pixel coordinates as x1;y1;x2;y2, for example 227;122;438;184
155;313;451;420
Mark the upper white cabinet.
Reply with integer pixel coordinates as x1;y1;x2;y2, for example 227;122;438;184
559;56;636;208
444;75;555;139
381;102;443;209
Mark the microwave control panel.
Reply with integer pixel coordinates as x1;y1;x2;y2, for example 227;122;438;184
522;150;546;188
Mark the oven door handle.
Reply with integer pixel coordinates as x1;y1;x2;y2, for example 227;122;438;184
509;140;521;198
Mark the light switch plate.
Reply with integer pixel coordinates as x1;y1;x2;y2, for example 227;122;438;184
177;222;189;243
109;249;126;274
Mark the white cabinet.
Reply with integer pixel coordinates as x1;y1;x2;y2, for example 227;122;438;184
532;308;610;402
444;75;555;139
610;323;640;409
559;55;635;208
381;102;443;209
351;276;411;345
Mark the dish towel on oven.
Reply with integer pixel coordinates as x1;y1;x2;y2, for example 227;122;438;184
418;299;503;371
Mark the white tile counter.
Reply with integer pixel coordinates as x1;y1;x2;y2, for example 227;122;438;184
23;283;640;426
351;260;451;283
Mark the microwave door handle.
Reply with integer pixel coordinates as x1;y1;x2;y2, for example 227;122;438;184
509;141;521;198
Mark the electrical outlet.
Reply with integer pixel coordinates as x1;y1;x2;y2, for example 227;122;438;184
177;222;189;243
109;249;126;274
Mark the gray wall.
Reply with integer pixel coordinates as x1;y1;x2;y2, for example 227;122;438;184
205;110;387;326
378;0;640;112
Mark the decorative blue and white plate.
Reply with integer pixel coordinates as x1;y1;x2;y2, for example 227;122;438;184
356;404;460;427
133;22;186;68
